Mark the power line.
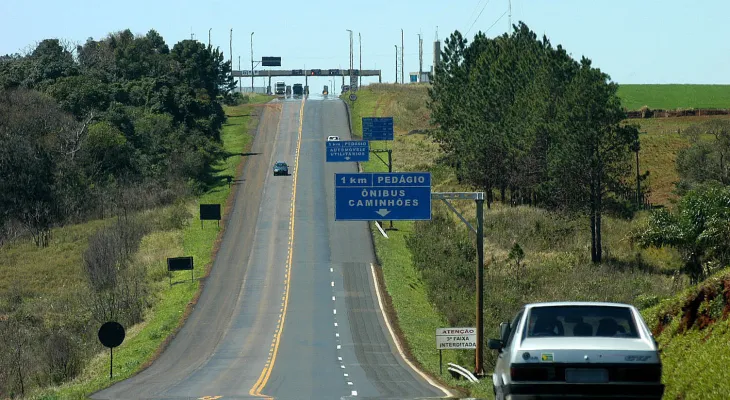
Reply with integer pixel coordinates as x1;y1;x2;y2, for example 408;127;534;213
485;9;509;34
466;0;492;36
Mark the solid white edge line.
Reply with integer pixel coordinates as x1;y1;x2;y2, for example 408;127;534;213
369;263;453;397
374;221;389;238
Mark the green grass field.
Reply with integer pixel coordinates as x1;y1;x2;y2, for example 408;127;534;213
618;84;730;111
14;94;273;399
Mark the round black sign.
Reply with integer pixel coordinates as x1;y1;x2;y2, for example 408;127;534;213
98;321;126;348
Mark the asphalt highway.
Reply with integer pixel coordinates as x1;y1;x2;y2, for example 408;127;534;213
91;94;451;400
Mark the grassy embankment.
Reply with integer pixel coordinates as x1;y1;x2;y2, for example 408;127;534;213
3;94;273;399
342;83;730;398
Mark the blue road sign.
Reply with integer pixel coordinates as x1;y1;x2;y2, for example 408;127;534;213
334;172;431;221
362;117;394;141
327;140;370;162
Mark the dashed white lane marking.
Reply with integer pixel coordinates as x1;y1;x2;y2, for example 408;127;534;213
336;333;339;337
351;391;357;396
331;281;335;287
338;357;342;361
334;322;338;327
330;267;334;272
344;373;348;377
333;309;337;315
337;344;341;349
332;296;336;301
348;382;354;386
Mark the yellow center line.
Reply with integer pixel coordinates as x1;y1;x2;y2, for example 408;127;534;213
249;98;305;397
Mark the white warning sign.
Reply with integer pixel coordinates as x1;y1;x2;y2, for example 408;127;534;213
435;327;477;350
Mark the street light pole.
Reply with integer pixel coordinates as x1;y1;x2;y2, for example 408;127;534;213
238;56;241;93
346;29;353;94
208;28;211;47
250;32;255;93
359;32;362;89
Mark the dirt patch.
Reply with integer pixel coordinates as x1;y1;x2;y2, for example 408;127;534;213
653;276;730;337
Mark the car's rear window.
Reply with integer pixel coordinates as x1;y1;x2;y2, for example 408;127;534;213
275;163;287;167
525;305;639;338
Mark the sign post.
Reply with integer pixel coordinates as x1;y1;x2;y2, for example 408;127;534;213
326;140;369;162
334;172;431;221
436;327;477;375
98;321;126;380
199;204;221;229
167;256;194;286
362;117;394;141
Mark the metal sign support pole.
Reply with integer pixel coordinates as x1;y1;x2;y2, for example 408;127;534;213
431;192;486;376
475;197;485;376
439;349;443;375
110;348;113;380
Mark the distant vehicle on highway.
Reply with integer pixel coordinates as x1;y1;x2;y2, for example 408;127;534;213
293;83;303;96
275;81;286;96
488;301;664;400
323;85;329;95
272;161;289;176
285;85;292;96
327;136;340;141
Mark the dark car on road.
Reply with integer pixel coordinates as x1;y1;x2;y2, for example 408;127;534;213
273;161;289;176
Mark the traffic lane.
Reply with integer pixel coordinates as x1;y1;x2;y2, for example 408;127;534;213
262;99;352;399
90;103;283;399
323;100;447;398
161;100;302;398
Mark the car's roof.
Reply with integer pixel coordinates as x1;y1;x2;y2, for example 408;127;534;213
275;161;287;165
525;301;634;309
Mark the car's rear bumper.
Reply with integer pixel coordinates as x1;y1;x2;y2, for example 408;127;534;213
504;382;664;399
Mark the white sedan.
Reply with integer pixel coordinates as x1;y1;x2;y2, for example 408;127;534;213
488;301;664;400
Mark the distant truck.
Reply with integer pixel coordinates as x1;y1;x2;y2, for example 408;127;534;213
275;81;286;96
285;85;292;96
293;83;303;96
323;85;329;95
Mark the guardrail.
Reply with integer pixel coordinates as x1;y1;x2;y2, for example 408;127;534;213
447;363;479;383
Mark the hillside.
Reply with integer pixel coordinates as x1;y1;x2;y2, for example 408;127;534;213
618;84;730;111
0;95;272;399
345;84;688;398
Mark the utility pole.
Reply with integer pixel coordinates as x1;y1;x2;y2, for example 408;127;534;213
401;29;404;84
359;33;362;89
250;32;255;93
418;33;423;83
394;45;398;84
238;56;242;93
208;28;211;47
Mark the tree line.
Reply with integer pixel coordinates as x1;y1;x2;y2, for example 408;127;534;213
427;22;640;263
0;29;238;246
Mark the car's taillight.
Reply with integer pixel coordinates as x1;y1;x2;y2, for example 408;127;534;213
510;365;552;381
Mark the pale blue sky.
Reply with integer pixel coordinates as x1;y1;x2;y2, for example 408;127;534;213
1;0;727;87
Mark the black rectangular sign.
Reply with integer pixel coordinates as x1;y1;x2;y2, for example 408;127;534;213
167;256;193;271
200;204;221;220
292;69;303;75
329;69;340;75
262;57;281;66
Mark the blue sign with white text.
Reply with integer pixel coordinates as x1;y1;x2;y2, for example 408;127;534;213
334;172;432;221
326;140;370;162
362;117;394;141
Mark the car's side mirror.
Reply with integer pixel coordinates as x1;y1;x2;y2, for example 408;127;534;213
499;322;511;343
488;338;503;351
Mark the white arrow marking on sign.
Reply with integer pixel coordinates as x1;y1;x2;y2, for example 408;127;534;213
345;156;350;160
375;209;391;217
